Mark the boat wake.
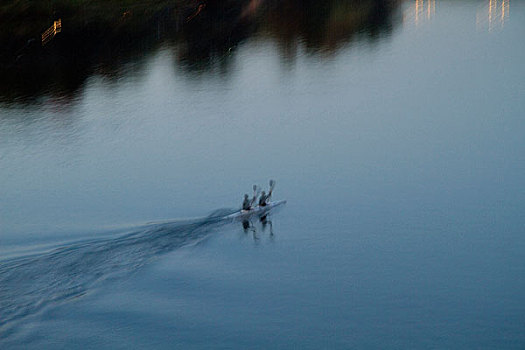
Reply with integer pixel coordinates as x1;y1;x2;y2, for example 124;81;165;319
0;208;239;340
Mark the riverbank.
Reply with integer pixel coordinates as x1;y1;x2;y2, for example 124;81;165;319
0;0;189;54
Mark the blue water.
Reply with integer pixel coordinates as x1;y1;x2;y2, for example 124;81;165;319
1;0;525;348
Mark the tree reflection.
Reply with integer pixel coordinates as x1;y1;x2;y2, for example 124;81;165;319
262;0;399;58
0;0;401;103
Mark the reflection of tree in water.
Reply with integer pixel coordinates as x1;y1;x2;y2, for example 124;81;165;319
262;0;400;58
178;0;401;69
0;0;400;103
177;0;258;73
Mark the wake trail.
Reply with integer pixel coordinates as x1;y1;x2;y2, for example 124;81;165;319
0;208;237;339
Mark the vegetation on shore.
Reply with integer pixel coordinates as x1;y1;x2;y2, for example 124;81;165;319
1;1;188;53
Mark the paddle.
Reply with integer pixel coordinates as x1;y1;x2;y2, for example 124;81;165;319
250;184;260;207
267;179;276;202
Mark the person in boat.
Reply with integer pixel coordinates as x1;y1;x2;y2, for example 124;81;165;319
259;180;275;207
242;194;252;211
258;191;268;207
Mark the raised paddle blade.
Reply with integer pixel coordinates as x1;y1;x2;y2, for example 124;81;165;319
268;179;276;200
250;184;260;206
253;185;261;196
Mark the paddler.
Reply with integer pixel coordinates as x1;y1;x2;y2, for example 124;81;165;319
258;191;268;207
242;194;251;211
242;185;259;211
259;180;275;207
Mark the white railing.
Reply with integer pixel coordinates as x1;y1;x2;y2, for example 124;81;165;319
42;19;62;46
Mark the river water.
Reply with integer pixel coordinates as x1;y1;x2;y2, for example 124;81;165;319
1;0;524;348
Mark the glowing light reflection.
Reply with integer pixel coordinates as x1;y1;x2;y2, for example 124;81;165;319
403;0;436;27
477;0;509;32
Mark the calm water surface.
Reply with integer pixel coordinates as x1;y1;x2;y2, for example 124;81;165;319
1;0;525;348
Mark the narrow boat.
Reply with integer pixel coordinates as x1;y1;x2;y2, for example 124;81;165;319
225;200;287;221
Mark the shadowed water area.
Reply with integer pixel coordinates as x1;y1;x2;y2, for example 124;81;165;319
0;0;397;101
1;0;525;348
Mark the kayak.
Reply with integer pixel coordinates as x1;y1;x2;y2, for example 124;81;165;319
225;200;287;221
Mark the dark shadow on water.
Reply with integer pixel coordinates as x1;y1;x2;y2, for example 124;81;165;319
0;0;401;104
260;215;273;236
241;214;275;242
